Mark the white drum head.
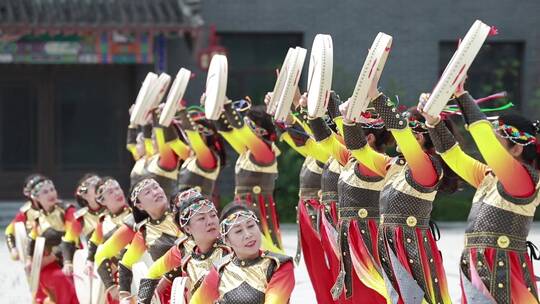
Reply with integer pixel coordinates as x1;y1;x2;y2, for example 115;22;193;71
274;47;307;122
204;55;228;120
150;73;172;109
159;68;191;126
73;249;92;304
424;20;491;116
131;73;158;125
170;277;188;304
267;48;296;115
14;222;28;264
306;34;333;118
30;237;45;295
346;32;393;121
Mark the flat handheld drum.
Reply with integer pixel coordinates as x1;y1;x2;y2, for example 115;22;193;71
30;236;45;295
204;54;228;120
267;48;296;116
14;222;28;264
423;20;491;116
274;47;307;122
149;73;172;109
306;34;333;118
345;33;392;121
130;72;158;125
73;249;92;304
159;68;191;126
170;277;189;304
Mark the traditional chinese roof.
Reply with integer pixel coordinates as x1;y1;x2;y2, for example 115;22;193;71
0;0;203;34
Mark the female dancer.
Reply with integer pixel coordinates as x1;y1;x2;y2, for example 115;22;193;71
174;104;226;200
5;174;44;260
418;80;540;303
95;178;182;302
210;96;283;250
25;176;79;303
189;204;295;304
345;80;455;303
137;188;230;303
85;177;131;276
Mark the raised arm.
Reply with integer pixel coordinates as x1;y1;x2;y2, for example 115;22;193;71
455;92;535;197
308;116;349;166
372;93;438;187
342;121;392;177
426;118;488;188
176;109;218;170
118;231;148;297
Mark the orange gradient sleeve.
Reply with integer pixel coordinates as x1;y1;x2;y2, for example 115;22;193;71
146;245;182;279
264;261;295;304
120;231;147;269
89;221;104;245
188;267;220;304
95;224;136;267
235;125;275;165
468;120;535;197
155;127;180;170
185;130;218;170
392;128;438;187
63;206;82;244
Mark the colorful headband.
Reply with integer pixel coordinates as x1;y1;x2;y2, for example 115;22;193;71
130;178;157;203
178;199;216;227
30;179;54;198
358;110;385;129
492;120;537;146
76;175;100;197
220;210;259;236
233;98;252;112
96;179;120;204
408;118;429;134
24;175;45;197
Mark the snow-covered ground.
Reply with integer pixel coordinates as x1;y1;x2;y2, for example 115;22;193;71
2;223;539;303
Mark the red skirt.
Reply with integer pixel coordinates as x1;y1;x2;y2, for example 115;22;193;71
345;219;388;303
377;224;451;304
36;261;79;304
460;247;539;304
298;198;336;304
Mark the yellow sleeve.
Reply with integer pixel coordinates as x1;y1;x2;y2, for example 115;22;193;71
468;120;535;196
439;144;488;188
5;222;14;236
119;231;147;269
334;116;344;135
317;133;349;166
219;130;247;155
144;138;155;157
281;132;308;157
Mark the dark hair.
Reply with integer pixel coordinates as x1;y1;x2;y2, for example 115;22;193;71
128;180;150;224
363;127;394;153
23;174;47;208
408;107;460;193
246;105;277;143
498;114;540;169
75;173;100;208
